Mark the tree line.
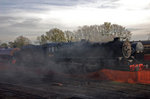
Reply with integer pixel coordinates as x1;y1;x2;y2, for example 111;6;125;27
0;22;132;48
0;36;31;48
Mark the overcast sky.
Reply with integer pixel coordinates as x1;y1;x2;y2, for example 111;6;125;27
0;0;150;42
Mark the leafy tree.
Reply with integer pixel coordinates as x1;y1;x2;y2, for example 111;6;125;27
37;35;47;45
0;43;8;48
46;28;66;42
14;36;31;48
37;28;66;44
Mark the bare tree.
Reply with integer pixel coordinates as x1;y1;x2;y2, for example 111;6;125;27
64;30;74;42
73;22;132;42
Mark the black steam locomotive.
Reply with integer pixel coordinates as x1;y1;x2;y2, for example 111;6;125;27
10;37;145;73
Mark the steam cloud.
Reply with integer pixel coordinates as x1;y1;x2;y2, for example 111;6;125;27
0;39;126;85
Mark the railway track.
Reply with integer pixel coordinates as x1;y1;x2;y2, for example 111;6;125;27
1;80;150;99
1;63;150;99
0;82;57;99
0;82;94;99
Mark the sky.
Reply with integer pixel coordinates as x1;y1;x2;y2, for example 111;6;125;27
0;0;150;42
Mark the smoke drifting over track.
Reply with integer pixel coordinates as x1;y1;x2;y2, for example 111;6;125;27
0;37;144;86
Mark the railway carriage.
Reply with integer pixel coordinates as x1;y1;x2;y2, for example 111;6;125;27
0;48;19;64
